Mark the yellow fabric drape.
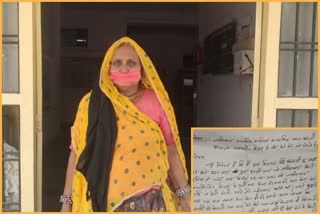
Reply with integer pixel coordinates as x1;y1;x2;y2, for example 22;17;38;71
71;37;188;212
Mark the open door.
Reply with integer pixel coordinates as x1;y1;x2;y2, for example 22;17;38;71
2;2;42;211
251;2;318;127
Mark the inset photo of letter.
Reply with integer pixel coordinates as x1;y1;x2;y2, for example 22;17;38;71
192;129;318;212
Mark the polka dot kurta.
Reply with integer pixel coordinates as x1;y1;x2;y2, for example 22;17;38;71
70;37;188;212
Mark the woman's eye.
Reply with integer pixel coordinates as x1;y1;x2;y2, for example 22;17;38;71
112;61;121;67
127;61;137;68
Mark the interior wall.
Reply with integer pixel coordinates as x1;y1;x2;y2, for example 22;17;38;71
196;3;256;127
42;3;61;144
41;3;64;212
196;74;253;126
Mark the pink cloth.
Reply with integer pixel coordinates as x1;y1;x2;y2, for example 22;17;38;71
135;88;175;145
109;68;141;84
69;88;175;151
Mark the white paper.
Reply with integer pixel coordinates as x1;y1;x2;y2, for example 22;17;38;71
193;130;318;212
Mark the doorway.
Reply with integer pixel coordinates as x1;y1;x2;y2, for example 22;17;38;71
41;2;256;211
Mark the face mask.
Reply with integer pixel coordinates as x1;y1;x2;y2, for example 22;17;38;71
109;68;141;84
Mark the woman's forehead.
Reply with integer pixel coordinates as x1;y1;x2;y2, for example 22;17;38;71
113;45;140;60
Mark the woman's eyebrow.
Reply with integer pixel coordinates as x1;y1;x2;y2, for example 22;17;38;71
112;59;121;63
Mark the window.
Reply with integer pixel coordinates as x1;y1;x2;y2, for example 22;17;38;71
276;2;318;127
2;2;19;93
2;3;21;211
2;106;21;212
2;2;38;211
252;3;318;127
61;28;88;47
277;109;318;127
278;3;318;97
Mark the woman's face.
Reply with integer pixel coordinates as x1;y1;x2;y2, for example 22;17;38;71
110;45;142;87
111;45;141;71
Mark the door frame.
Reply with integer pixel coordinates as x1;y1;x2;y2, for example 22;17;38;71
2;2;42;211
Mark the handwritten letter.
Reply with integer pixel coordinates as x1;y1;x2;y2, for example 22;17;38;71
193;130;318;212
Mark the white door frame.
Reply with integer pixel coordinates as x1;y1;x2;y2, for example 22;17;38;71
2;2;42;211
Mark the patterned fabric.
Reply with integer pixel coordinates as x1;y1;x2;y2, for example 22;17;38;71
71;37;187;212
69;88;174;152
114;189;166;212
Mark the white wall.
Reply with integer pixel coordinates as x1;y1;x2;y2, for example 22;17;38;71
196;74;253;126
198;3;256;42
196;3;256;127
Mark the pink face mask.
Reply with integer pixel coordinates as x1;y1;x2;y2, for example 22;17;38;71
109;68;141;84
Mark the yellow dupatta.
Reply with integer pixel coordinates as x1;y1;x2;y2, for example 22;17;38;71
71;37;188;212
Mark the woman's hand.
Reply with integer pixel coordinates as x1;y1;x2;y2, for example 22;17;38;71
179;194;191;211
61;203;72;212
61;151;76;212
166;144;191;211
